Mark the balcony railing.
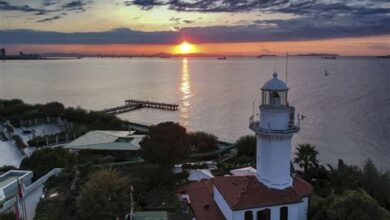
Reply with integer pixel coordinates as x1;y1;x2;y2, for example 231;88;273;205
249;120;299;134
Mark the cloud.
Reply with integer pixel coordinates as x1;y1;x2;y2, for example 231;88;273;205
125;0;389;15
125;0;390;35
124;0;165;10
0;28;178;44
125;0;291;12
37;15;62;23
0;0;91;21
62;0;88;12
1;19;389;45
0;0;49;14
182;19;194;24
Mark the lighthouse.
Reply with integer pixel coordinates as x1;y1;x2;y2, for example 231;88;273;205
179;72;312;220
250;72;299;190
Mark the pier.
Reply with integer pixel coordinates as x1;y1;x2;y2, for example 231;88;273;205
102;99;179;114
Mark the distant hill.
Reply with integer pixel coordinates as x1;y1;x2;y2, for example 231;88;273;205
376;55;390;58
256;54;277;58
291;53;339;57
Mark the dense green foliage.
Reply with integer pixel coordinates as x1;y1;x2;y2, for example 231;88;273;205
0;212;15;220
292;144;390;217
35;166;96;220
236;135;256;157
63;107;124;130
140;122;190;168
0;99;63;125
20;148;76;180
305;159;390;212
118;164;181;210
35;164;182;220
76;169;131;220
0;165;17;174
0;99;125;130
188;131;218;153
311;190;390;220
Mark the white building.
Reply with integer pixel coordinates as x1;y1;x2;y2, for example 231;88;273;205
64;130;144;152
179;73;312;220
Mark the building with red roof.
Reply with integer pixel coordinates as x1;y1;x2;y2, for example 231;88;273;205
178;73;313;220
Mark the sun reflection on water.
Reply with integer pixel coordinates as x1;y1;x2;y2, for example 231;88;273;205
180;58;192;126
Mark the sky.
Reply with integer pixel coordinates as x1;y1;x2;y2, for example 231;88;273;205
0;0;389;55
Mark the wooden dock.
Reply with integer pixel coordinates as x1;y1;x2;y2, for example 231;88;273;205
102;99;179;114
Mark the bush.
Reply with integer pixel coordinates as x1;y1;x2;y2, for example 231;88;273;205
235;135;256;157
76;169;131;220
40;102;65;117
20;148;77;180
311;190;390;220
0;165;17;174
188;131;218;153
140;122;190;169
0;212;15;220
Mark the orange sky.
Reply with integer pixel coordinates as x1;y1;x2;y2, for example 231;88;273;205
3;35;389;56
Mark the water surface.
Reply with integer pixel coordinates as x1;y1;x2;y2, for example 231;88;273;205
1;57;389;169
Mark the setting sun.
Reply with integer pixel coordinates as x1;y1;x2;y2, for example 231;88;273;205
175;42;197;54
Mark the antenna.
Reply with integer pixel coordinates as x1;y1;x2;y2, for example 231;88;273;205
274;56;277;72
252;102;255;116
285;52;288;84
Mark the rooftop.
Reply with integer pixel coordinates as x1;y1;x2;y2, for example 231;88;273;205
178;176;312;219
262;72;288;91
212;175;312;210
179;180;225;220
64;130;144;151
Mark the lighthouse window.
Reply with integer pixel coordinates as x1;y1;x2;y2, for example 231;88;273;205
257;208;271;220
270;92;281;107
280;206;288;220
245;211;253;220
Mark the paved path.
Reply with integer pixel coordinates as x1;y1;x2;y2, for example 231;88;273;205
0;140;24;167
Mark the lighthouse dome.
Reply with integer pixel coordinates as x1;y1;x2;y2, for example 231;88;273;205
262;72;288;91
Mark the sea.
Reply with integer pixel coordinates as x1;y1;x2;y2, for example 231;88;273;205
1;57;389;170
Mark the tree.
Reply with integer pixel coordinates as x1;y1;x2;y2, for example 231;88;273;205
188;131;218;153
20;148;76;180
0;165;17;174
293;144;319;174
360;159;390;210
0;212;15;220
328;159;361;194
311;190;390;220
40;102;65;117
235;135;256;157
76;169;131;220
140;122;189;168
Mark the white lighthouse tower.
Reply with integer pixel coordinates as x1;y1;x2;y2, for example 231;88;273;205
250;72;300;190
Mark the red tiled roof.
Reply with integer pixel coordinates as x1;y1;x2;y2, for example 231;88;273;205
211;176;313;210
179;180;225;220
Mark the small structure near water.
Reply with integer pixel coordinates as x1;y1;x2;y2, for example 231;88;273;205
102;99;179;114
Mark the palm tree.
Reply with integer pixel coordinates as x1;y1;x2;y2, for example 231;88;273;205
293;144;319;174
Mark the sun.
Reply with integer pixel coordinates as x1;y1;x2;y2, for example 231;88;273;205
176;42;197;54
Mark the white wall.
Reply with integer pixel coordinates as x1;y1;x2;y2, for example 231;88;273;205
232;200;308;220
257;137;292;189
297;197;309;220
259;108;290;130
